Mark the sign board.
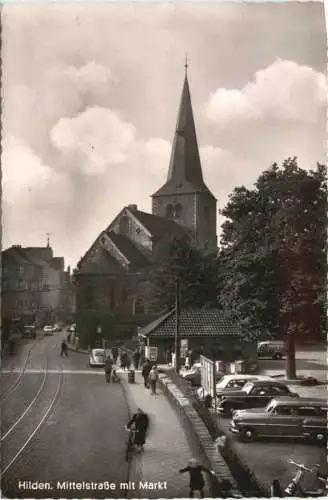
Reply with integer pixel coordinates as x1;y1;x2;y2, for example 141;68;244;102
200;355;216;399
145;346;158;361
180;339;188;357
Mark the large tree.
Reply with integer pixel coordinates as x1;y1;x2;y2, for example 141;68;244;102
219;158;327;378
150;235;223;311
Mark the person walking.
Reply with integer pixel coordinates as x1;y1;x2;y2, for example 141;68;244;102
125;408;150;452
179;458;215;498
133;349;141;370
111;346;118;364
148;365;159;395
60;340;68;357
126;355;131;370
104;355;113;383
120;350;128;370
141;359;152;388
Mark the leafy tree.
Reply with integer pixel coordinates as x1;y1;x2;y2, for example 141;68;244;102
150;235;223;311
219;158;327;378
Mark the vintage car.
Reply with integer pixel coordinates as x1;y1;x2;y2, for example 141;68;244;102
257;341;285;359
217;380;299;416
230;397;327;445
197;374;273;400
89;348;106;367
22;325;37;339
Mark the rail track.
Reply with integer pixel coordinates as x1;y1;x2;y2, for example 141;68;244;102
0;343;37;401
0;361;63;478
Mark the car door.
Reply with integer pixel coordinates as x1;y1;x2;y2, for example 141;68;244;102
248;385;270;408
270;405;302;437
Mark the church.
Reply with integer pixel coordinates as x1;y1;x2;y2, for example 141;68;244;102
74;68;217;347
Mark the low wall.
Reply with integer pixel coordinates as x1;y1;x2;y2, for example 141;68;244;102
158;373;241;497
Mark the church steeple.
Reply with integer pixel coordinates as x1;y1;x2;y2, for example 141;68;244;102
152;65;217;247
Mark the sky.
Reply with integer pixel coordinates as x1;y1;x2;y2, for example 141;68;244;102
2;1;326;269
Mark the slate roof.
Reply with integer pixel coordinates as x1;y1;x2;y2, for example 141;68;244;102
106;231;150;269
131;208;188;242
139;308;243;338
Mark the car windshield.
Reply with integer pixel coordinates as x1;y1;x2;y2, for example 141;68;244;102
216;377;230;388
93;350;104;357
242;382;255;394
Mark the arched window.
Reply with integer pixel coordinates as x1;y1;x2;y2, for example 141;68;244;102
174;203;182;218
166;204;174;217
119;215;130;235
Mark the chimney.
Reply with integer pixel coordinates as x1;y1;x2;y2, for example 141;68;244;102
127;204;138;211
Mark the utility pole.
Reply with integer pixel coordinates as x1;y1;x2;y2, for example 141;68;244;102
174;276;180;373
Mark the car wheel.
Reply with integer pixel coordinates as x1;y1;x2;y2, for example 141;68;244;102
313;432;326;446
240;427;256;442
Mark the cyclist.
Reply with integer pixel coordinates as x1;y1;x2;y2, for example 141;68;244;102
125;408;149;452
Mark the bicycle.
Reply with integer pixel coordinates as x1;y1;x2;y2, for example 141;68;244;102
270;458;327;497
124;426;137;462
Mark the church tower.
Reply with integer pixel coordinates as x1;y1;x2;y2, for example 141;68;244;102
151;66;217;247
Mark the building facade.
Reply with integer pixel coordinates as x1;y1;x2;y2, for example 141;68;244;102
74;70;218;347
1;245;74;328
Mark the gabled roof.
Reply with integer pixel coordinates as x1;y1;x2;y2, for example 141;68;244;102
131;208;188;242
77;247;124;275
152;74;215;199
106;231;150;269
139;308;243;338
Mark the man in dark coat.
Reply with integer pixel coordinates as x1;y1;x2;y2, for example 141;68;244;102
111;346;118;364
104;355;113;382
120;351;128;370
133;350;141;370
141;359;152;388
60;340;68;357
126;408;149;451
179;458;215;498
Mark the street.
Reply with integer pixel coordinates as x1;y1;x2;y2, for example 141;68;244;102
1;332;131;498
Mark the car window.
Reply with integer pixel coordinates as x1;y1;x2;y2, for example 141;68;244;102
270;385;289;395
251;386;268;396
227;380;244;388
275;406;293;415
243;382;254;394
295;407;323;417
94;350;104;356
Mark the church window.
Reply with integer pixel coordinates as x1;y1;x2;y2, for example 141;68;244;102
174;203;182;218
166;204;174;217
119;215;130;235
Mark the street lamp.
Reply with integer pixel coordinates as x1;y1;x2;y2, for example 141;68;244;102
174;276;180;373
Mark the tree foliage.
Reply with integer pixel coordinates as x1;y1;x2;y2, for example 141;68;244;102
219;158;327;341
150;234;223;311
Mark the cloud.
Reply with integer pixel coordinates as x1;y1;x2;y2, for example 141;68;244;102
50;106;136;175
205;59;326;125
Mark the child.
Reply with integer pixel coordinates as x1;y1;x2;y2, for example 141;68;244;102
179;458;215;498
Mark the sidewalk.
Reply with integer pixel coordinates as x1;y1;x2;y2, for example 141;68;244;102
121;371;212;499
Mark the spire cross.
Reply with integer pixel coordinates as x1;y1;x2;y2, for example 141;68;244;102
184;54;189;75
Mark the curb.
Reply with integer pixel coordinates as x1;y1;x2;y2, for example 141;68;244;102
158;373;241;497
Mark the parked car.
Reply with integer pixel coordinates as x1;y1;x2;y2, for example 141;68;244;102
43;325;56;335
197;374;273;400
22;325;36;339
230;397;327;445
217;380;299;416
89;348;106;367
257;340;285;359
54;323;62;332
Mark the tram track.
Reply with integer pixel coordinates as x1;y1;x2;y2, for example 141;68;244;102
1;364;64;479
0;342;37;401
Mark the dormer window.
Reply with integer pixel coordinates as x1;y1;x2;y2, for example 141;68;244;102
174;203;182;218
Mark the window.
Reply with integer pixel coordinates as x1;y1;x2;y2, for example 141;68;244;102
295;407;322;417
251;386;268;396
227;380;245;389
275;406;293;415
166;204;174;217
271;385;289;395
174;203;182;218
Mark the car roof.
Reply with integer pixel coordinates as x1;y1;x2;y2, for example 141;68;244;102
92;348;105;354
271;397;327;406
246;380;287;386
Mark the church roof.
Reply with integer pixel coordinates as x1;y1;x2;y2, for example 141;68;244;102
138;308;243;338
152;74;215;199
77;247;124;275
131;208;188;242
106;231;150;269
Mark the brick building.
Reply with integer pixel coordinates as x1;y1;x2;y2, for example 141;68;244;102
74;70;218;347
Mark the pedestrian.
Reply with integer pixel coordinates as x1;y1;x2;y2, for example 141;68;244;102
126;355;131;370
104;355;113;383
148;365;159;395
179;458;215;498
141;359;152;388
125;408;150;452
60;340;68;357
120;351;128;370
111;346;118;364
111;369;120;383
67;333;71;344
133;350;141;370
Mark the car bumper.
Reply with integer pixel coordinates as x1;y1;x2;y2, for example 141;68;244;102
89;362;105;367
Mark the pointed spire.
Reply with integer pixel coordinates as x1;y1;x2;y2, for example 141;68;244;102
165;64;204;188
